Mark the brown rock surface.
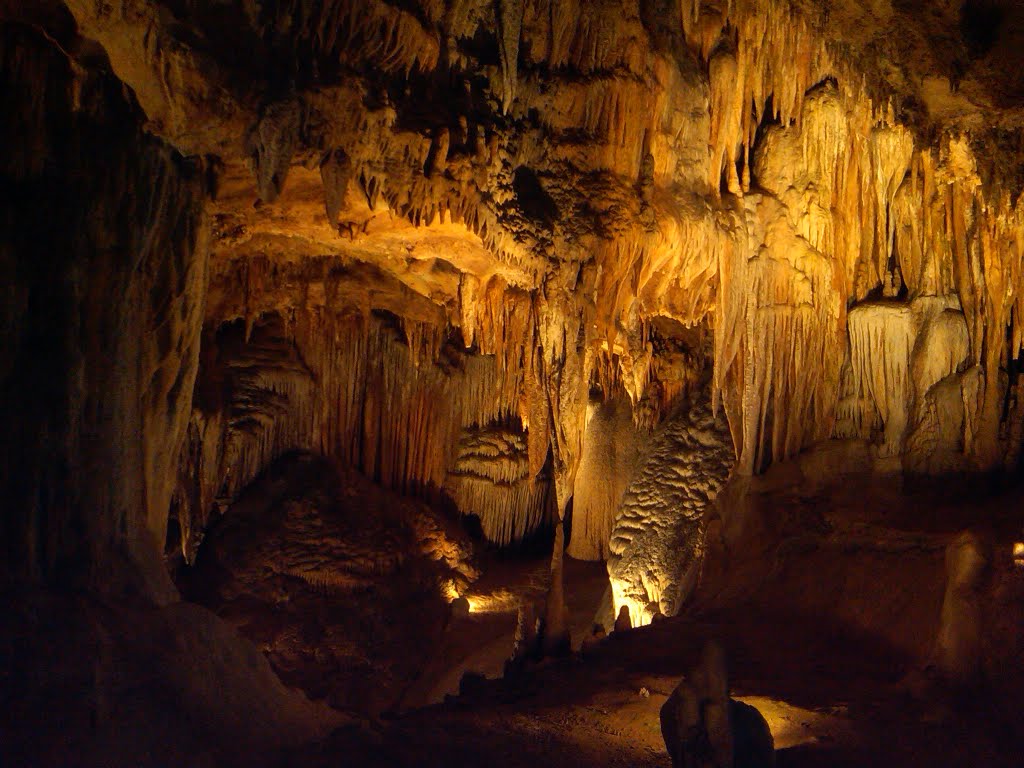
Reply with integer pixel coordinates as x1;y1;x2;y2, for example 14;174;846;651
5;0;1024;764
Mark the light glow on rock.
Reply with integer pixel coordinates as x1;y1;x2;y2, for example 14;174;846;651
464;589;520;615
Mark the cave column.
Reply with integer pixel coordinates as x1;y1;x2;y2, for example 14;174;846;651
535;291;589;654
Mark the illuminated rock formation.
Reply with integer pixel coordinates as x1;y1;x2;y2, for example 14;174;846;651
5;0;1024;760
444;423;553;546
31;1;1023;560
567;395;642;561
608;398;733;627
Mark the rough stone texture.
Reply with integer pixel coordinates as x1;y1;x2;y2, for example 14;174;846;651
6;0;1021;579
837;297;972;463
0;20;208;597
172;293;551;555
0;20;347;767
567;395;643;561
180;452;476;715
660;641;775;768
932;530;991;686
5;0;1024;760
608;398;734;626
444;423;554;545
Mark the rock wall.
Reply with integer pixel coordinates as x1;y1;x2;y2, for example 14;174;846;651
173;262;553;555
92;0;1024;577
0;20;209;596
6;0;1024;602
0;20;360;767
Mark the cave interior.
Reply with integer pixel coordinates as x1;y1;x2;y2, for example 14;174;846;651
3;0;1024;766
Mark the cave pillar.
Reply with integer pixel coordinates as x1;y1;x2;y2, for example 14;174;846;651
534;293;589;655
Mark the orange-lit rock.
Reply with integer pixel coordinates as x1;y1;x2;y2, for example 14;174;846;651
5;0;1024;764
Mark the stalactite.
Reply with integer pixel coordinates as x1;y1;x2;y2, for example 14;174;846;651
246;98;303;203
443;425;552;545
844;302;917;456
180;265;559;550
320;147;352;227
521;0;647;75
495;0;523;114
264;0;441;75
708;49;743;195
714;194;844;474
85;0;1024;530
567;396;641;561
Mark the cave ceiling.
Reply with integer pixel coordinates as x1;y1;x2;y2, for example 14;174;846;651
6;0;1024;511
38;0;1024;302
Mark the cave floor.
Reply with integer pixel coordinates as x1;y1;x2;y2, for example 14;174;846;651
174;456;1024;767
288;606;1020;768
402;553;610;708
282;476;1024;768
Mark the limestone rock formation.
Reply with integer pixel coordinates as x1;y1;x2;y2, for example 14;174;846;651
8;0;1019;590
506;601;541;671
661;641;775;768
5;0;1024;761
608;398;734;627
0;19;209;598
568;394;643;561
932;530;991;687
444;423;554;546
181;452;476;714
3;1;1021;569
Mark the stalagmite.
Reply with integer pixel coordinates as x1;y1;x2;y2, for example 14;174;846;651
661;642;775;768
541;521;571;657
508;602;540;668
932;531;991;687
613;605;632;633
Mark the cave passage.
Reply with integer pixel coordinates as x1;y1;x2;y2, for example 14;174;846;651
3;1;1024;766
